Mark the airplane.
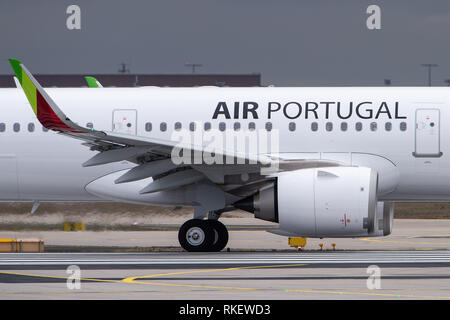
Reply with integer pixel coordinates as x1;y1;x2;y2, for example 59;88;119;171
2;58;447;252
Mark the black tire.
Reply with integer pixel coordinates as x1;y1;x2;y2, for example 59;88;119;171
178;219;215;252
207;220;229;252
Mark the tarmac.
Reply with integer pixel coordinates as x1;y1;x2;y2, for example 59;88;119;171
0;219;449;299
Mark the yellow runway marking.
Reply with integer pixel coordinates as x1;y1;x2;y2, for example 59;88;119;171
0;289;199;296
122;263;308;280
285;289;450;299
121;264;308;291
2;264;450;299
0;270;123;283
407;235;450;239
0;270;254;292
360;238;450;246
0;264;307;293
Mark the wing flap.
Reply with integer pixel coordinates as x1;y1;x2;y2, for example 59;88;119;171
114;159;178;184
139;169;205;194
82;147;147;167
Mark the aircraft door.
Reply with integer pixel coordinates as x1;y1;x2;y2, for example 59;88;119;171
0;154;19;199
112;109;137;135
413;108;442;157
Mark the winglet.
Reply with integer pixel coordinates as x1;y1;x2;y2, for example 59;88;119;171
84;76;103;88
13;76;21;89
8;59;90;133
9;59;22;83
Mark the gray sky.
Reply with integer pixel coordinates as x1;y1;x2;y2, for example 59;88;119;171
1;0;450;86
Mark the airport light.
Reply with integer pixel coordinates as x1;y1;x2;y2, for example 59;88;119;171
185;62;203;73
118;62;130;74
421;64;438;86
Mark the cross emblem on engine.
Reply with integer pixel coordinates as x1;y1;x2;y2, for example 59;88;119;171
340;214;351;227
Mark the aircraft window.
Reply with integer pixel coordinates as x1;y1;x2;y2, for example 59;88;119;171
400;122;407;131
189;122;196;132
42;126;49;132
204;122;211;131
326;122;333;132
174;122;182;131
145;122;152;132
28;123;35;132
13;123;20;132
355;122;363;131
265;122;273;132
248;122;256;131
385;122;392;131
289;122;296;131
370;122;377;131
0;123;5;132
160;122;167;132
86;122;93;129
234;122;241;131
340;122;348;131
311;122;318;132
219;122;226;132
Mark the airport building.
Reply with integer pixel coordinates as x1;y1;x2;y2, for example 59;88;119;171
0;73;261;87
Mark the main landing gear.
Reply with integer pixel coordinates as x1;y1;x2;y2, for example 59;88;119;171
178;219;229;252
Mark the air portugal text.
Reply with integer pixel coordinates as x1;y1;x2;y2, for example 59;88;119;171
212;101;407;120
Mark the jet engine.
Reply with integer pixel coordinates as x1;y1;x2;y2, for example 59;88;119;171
234;167;394;238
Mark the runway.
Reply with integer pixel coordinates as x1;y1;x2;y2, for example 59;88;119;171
0;251;450;269
0;220;449;299
1;251;450;299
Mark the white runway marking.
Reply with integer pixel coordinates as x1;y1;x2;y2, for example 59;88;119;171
0;251;450;266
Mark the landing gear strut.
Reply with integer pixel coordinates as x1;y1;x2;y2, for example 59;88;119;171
178;219;229;252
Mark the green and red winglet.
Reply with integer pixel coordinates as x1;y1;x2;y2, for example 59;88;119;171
8;59;91;134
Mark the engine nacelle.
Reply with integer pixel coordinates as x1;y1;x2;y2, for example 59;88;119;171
235;167;394;238
372;201;394;237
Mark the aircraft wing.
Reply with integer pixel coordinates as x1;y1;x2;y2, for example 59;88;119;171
8;59;272;168
9;59;342;199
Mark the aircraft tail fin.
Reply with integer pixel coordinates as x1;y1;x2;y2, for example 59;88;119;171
8;59;89;133
84;76;103;88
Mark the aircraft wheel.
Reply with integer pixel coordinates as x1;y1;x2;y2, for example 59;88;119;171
178;219;215;252
207;220;229;252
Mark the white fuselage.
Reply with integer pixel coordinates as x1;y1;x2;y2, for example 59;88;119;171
1;86;449;203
